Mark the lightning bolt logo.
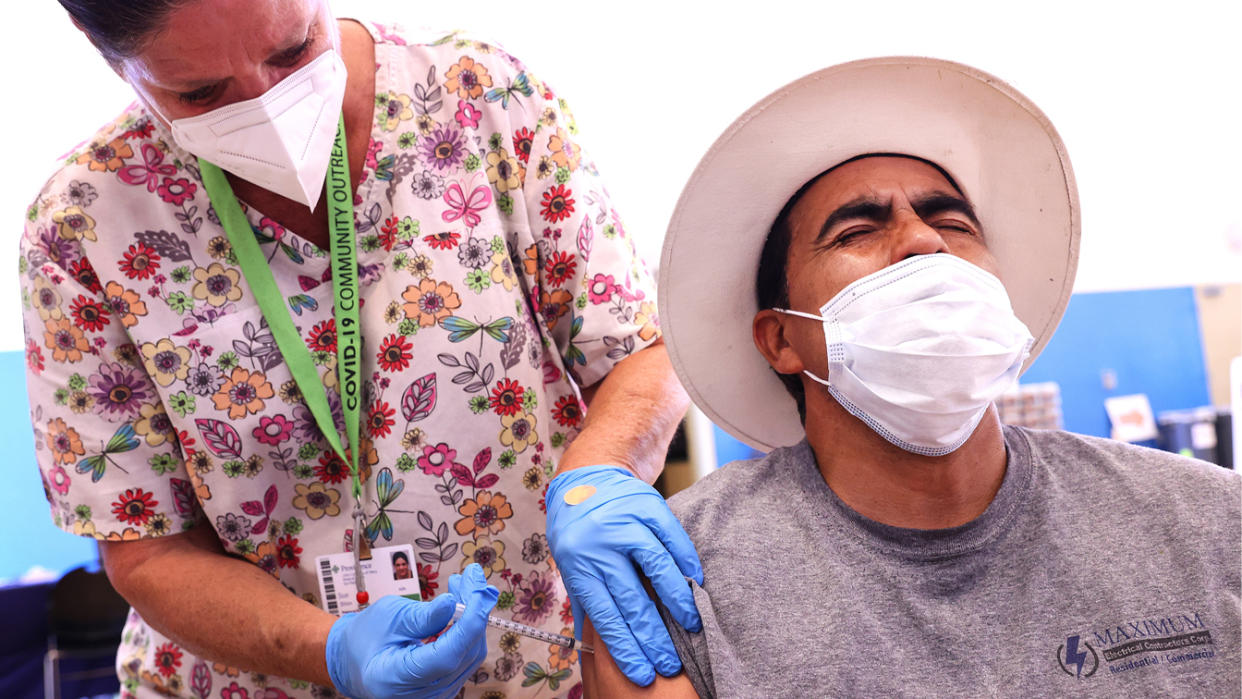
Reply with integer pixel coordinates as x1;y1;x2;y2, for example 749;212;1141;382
1064;635;1088;677
1057;634;1098;678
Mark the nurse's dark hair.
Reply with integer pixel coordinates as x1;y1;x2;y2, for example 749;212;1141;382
57;0;194;65
755;154;966;424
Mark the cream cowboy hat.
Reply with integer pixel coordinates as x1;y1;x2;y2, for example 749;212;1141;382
658;57;1080;452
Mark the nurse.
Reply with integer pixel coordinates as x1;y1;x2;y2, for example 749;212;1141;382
26;0;701;696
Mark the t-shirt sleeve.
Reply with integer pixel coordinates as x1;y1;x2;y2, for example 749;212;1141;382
506;61;661;388
657;582;716;698
20;178;200;541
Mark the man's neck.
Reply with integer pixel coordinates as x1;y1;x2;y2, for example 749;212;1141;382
805;396;1008;530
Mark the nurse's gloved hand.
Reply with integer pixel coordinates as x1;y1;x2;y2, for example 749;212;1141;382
545;465;704;686
325;563;499;699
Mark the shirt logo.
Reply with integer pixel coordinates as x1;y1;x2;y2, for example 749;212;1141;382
1056;635;1099;678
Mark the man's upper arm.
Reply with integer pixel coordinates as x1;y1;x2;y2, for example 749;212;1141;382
579;617;700;698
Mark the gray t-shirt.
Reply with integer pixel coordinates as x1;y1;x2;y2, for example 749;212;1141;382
662;426;1241;698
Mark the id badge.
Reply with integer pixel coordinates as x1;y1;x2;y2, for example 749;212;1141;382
315;544;421;615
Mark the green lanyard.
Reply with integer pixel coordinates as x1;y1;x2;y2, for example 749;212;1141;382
200;115;370;600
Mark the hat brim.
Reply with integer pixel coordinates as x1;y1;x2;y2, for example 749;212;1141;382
658;57;1080;452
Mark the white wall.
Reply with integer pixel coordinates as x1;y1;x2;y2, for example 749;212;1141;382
5;0;1240;353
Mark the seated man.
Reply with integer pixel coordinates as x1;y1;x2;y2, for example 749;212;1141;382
571;57;1241;696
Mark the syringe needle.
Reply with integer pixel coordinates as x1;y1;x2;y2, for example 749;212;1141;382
452;602;594;653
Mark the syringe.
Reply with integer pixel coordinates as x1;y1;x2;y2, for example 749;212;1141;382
453;603;595;654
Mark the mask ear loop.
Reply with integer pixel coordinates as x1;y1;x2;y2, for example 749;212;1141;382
771;308;833;388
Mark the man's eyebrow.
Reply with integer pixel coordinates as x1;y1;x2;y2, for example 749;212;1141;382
911;192;981;228
815;196;892;244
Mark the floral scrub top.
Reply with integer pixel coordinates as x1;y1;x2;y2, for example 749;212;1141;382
21;21;659;699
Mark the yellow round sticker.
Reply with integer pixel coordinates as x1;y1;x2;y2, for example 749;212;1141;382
563;484;597;505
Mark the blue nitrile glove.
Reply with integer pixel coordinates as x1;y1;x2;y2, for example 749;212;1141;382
545;465;704;686
325;563;499;699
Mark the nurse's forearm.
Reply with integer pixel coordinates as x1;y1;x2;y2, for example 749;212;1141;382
99;524;337;688
558;339;690;484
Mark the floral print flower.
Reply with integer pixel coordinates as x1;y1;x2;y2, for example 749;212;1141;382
490;251;517;291
512;127;534;163
52;206;97;242
44;317;90;363
47;417;85;465
376;334;414;372
75;136;133;172
216;513;251;541
457;236;491;269
32;277;64;321
587;273;617;304
47;465;71;496
420;127;466;171
134;402;174;446
156;177;196;205
89;363;150;418
547;128;581;171
112;488;158;526
490;378;524;417
185;362;224;397
454;490;514;538
522;532;549;564
424;231;461;250
500;411;538;453
26;338;45;375
486;148;521;193
65;180;97;207
36;224;80;268
635;301;659;341
462;537;506;576
418;562;439;599
493;652;522;682
69;294;110;332
315;452;350;485
414;113;436;135
418;442;459;477
552;395;584;428
513;570;556;624
69;258;103;294
140;338;192;386
192;263;243;307
544;251;577;287
153;642;182;677
455;99;482;129
253;414;294;446
537;289;573;331
276;535;302;568
118;242;161;280
540;184;575;223
292;482;341;520
379;93;415;131
211;367;274;419
444;56;493;100
102;281;148;327
402;278;461;327
366;400;396;439
411;170;446;199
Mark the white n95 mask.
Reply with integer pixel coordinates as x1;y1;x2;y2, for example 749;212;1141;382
163;49;348;209
775;253;1034;456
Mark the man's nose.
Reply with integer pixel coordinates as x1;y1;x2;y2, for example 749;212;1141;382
889;212;949;263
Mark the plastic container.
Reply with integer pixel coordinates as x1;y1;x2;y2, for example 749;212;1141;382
1157;407;1221;464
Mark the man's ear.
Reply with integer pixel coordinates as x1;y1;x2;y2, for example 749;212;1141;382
752;309;804;376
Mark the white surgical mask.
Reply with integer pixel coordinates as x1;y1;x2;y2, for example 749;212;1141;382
775;253;1034;456
158;49;348;209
